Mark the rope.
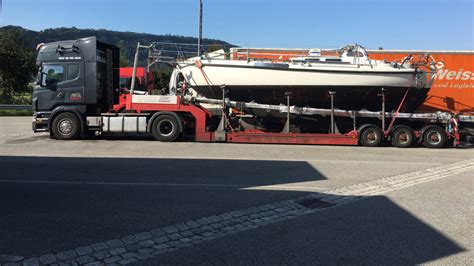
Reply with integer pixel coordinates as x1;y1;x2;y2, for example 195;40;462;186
195;60;213;90
386;87;411;133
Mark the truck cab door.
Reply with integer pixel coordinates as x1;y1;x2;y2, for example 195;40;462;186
34;63;85;111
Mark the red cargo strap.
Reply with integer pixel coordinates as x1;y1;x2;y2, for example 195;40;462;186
195;60;213;89
386;87;410;134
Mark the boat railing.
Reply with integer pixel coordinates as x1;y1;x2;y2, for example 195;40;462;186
143;42;339;64
147;42;234;62
143;42;385;66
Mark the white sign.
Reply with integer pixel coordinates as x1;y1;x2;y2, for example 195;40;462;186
131;95;178;104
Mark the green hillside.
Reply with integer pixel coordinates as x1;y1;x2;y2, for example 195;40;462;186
0;25;233;65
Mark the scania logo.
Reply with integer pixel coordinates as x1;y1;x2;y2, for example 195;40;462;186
434;69;474;81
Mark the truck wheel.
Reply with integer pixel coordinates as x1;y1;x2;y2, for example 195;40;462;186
51;112;81;140
151;115;181;142
359;126;382;147
391;126;414;148
422;126;446;148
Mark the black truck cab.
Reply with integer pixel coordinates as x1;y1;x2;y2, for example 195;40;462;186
32;37;119;138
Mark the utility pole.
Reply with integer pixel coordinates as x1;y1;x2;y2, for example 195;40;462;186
198;0;203;56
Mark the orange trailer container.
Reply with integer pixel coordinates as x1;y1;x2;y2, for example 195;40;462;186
368;50;474;113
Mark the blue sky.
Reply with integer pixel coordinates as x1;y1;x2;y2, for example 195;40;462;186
1;0;473;50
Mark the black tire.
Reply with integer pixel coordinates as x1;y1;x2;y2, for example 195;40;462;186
391;126;414;148
359;126;383;147
51;112;81;140
151;114;181;142
422;126;446;148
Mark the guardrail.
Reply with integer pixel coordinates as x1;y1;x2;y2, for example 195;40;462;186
0;104;32;110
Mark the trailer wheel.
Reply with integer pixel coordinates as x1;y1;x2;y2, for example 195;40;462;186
422;126;446;148
151;115;181;142
359;126;382;147
391;126;414;148
51;112;81;140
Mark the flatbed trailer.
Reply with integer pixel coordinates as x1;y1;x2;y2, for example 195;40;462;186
38;90;472;148
32;37;474;148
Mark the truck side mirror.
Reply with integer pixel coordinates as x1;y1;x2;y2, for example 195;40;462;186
37;72;53;87
37;72;46;87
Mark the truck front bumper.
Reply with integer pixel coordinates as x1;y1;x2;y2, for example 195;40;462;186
32;112;51;132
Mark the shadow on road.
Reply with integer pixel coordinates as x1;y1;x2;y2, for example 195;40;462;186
0;155;326;185
0;156;465;264
159;195;466;265
0;156;324;257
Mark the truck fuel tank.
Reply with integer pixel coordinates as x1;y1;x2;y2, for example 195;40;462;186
89;115;147;133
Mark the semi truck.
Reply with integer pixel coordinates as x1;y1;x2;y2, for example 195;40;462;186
32;37;474;148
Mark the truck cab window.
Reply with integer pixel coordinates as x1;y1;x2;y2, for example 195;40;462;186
41;65;64;86
119;78;128;88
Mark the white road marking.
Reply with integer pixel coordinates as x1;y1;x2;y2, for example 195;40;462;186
0;179;331;192
0;154;442;166
242;184;330;192
145;156;443;166
0;179;250;188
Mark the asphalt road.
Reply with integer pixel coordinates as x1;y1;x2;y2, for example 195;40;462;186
0;116;472;265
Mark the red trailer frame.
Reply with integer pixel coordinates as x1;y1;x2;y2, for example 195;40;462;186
112;94;360;145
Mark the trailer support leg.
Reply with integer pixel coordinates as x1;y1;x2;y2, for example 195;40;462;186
329;90;336;134
283;92;291;133
215;86;228;141
352;111;357;131
379;88;386;131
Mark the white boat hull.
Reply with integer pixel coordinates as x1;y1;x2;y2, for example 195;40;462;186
176;60;430;112
181;62;417;88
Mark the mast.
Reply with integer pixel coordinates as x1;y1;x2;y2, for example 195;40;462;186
198;0;203;57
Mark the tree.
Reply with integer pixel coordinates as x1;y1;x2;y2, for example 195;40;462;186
116;40;131;67
207;43;222;53
152;67;173;91
0;28;36;104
